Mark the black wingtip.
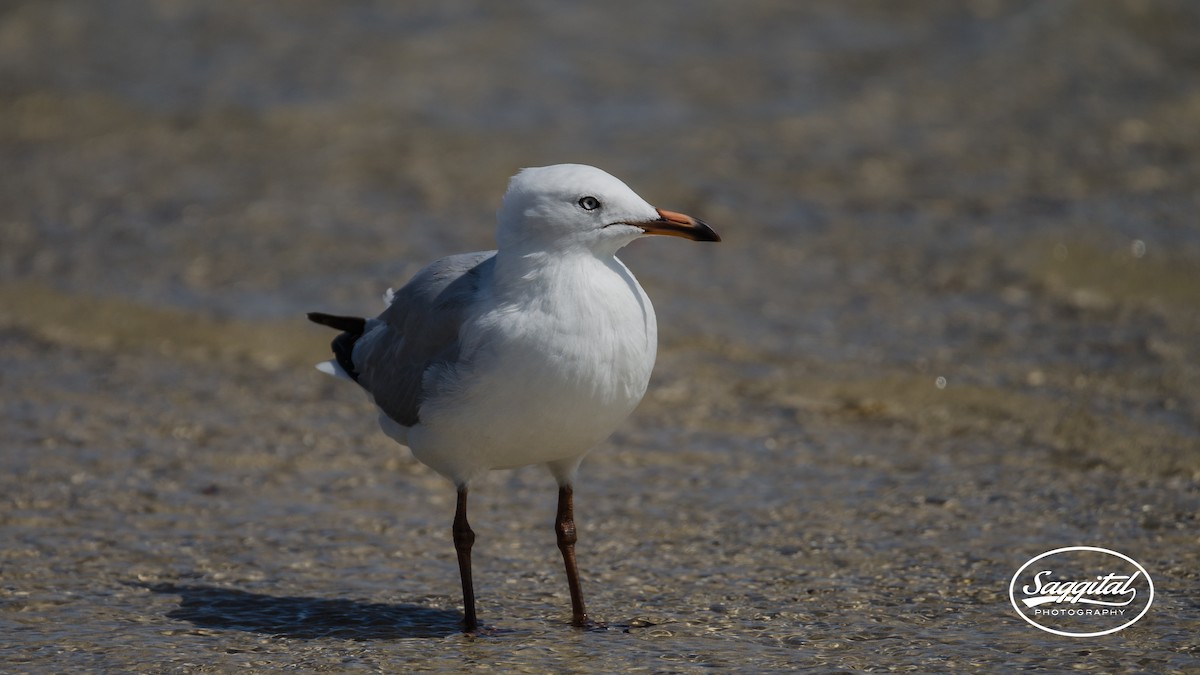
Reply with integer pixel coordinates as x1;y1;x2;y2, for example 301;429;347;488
307;312;367;334
307;312;366;383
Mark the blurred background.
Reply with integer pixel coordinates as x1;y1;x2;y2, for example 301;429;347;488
2;0;1198;670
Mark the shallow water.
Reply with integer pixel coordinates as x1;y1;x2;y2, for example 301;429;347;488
2;0;1199;671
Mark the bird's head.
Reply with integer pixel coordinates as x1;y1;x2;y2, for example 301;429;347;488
496;164;720;256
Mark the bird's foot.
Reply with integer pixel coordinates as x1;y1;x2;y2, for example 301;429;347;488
571;617;609;631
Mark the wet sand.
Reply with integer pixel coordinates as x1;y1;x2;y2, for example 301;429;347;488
2;1;1199;671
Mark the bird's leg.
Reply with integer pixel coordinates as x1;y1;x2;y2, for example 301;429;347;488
453;484;478;632
555;484;590;627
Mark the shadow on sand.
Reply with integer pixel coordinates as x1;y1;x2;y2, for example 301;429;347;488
144;583;462;639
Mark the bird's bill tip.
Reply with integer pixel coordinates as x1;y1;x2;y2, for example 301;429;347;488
638;208;721;242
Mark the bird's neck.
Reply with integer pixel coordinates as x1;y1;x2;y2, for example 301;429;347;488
492;248;617;294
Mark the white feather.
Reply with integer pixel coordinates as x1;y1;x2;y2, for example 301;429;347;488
315;360;353;380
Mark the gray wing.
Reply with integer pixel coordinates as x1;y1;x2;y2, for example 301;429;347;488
353;250;496;427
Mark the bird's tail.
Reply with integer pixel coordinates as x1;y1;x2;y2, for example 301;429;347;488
307;312;366;382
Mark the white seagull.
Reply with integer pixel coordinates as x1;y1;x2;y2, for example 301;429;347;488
308;163;720;631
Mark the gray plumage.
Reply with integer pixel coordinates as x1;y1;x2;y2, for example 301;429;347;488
312;250;495;428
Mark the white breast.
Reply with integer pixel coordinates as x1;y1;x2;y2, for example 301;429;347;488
405;253;657;483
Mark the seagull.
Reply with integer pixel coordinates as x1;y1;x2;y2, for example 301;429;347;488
307;163;720;632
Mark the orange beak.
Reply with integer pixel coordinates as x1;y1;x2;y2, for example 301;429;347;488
635;208;721;242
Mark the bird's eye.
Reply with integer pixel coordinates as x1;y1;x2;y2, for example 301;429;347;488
578;196;601;211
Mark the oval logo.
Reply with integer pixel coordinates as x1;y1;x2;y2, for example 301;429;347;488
1009;546;1153;637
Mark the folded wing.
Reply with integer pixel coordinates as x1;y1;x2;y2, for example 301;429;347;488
310;251;496;428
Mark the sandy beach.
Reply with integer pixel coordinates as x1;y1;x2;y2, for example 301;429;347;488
2;1;1198;670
